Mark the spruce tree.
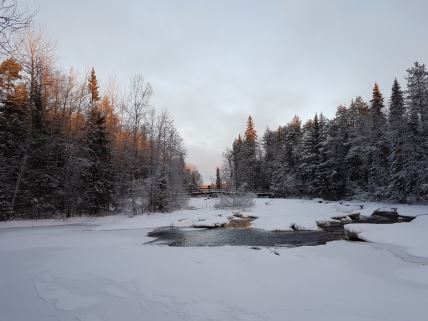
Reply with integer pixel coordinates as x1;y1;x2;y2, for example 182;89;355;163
300;114;322;196
406;62;428;133
88;67;100;103
405;62;428;201
242;115;260;191
245;115;257;142
388;79;407;201
215;167;221;189
262;128;280;194
0;59;27;216
232;134;243;188
82;68;113;213
323;105;349;199
346;97;370;195
367;83;389;195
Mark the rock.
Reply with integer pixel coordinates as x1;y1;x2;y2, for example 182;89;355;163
192;222;226;229
316;221;330;229
332;215;350;221
372;208;398;217
344;229;365;242
316;220;343;229
348;213;361;220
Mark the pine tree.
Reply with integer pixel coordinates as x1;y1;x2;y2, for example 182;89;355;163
0;59;27;217
261;127;279;193
406;62;428;133
346;97;370;195
370;83;385;119
323;105;349;199
388;79;407;201
405;62;428;201
245;115;257;142
81;69;113;213
88;67;100;104
389;79;405;129
261;117;303;197
232;134;243;188
82;107;113;213
403;108;424;201
367;83;389;196
242;115;260;190
215;167;221;189
300;114;322;196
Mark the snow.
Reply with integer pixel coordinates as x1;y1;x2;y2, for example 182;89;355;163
4;197;427;232
1;198;428;321
345;214;428;259
35;281;100;310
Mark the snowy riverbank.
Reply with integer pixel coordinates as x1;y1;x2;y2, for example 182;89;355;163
1;198;427;321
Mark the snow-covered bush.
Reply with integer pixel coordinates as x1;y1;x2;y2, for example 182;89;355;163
213;191;255;210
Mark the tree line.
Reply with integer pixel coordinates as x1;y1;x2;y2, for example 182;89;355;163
222;62;428;203
0;29;201;220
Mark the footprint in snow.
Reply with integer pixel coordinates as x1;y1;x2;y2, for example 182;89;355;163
34;281;99;311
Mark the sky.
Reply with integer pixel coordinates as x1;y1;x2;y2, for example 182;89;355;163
20;0;428;182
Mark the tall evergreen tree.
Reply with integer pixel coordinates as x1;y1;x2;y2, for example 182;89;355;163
245;115;257;142
215;167;221;189
322;106;349;199
242;115;260;190
262;127;281;193
88;67;100;104
388;79;407;201
367;83;389;195
406;62;428;133
81;69;113;213
231;134;243;188
405;62;428;201
300;114;322;196
345;97;370;195
0;59;28;217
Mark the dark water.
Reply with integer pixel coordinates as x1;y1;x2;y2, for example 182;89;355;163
146;211;415;248
147;227;344;247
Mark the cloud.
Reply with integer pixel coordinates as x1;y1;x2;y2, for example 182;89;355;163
22;0;428;182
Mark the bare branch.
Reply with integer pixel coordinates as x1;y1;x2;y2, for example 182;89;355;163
0;0;34;55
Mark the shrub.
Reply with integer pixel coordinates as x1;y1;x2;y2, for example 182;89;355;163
213;191;255;210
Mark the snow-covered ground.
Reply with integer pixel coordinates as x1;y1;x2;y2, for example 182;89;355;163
1;198;428;321
345;215;428;260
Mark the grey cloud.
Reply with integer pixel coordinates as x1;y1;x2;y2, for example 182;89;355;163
21;0;428;181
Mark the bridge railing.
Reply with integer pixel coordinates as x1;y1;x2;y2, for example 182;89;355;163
188;187;274;198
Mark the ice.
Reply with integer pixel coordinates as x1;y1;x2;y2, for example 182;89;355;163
1;198;428;321
345;214;428;259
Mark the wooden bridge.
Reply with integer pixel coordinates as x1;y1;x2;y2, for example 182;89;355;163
187;185;273;198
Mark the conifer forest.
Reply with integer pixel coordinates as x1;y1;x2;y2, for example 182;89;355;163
223;73;428;203
1;1;428;223
1;2;428;321
0;11;201;220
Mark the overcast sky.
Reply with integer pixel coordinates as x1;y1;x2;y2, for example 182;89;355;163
20;0;428;182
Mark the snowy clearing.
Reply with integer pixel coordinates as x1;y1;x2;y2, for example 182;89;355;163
1;198;428;321
2;197;427;232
